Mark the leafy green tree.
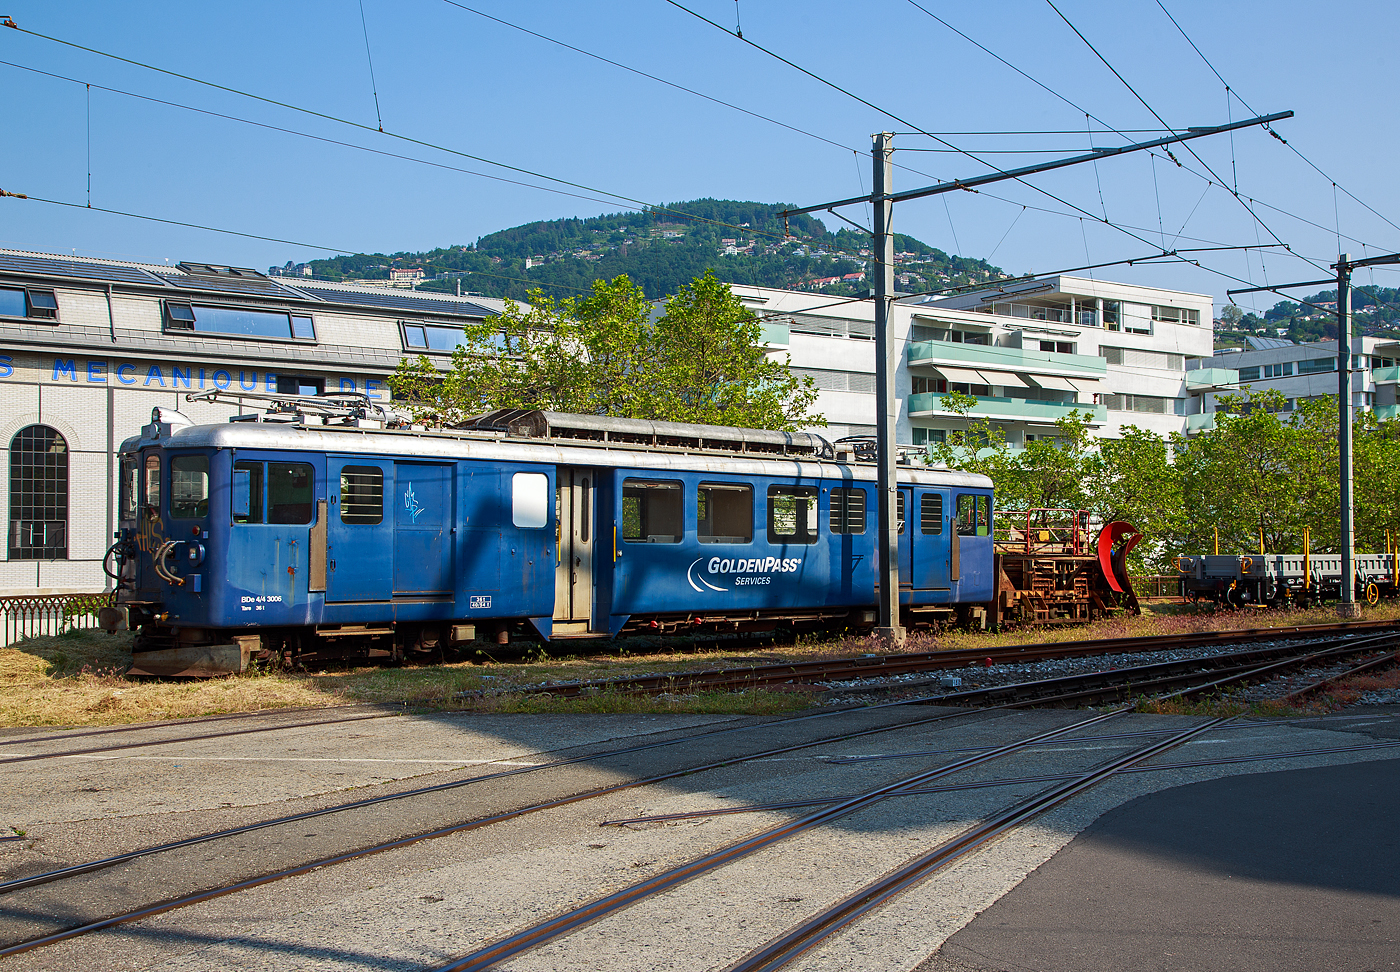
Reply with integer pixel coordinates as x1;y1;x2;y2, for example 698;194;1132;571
925;391;1012;480
641;271;822;428
1169;389;1332;556
388;272;823;431
1084;425;1182;571
1350;411;1400;553
996;411;1096;514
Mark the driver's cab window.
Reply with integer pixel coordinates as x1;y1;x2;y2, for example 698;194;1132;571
143;454;161;511
956;494;991;536
119;455;138;521
170;455;210;518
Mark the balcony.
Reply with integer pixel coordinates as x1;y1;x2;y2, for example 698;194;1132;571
759;320;790;348
1185;412;1218;432
909;392;1107;425
1376;404;1400;421
1185;368;1239;391
1373;365;1400;385
907;340;1107;380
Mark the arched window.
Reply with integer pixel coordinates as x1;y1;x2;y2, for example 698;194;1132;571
8;425;69;560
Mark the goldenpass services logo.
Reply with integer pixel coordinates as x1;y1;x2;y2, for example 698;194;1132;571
687;556;803;592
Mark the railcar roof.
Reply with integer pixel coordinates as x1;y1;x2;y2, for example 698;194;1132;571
123;421;994;489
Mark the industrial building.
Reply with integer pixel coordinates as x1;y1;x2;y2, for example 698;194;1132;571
0;248;505;595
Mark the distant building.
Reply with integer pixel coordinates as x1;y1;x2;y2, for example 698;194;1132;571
387;267;426;288
1185;334;1399;432
733;274;1218;448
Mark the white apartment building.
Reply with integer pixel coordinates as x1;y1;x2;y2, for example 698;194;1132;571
735;275;1216;449
1185;334;1400;429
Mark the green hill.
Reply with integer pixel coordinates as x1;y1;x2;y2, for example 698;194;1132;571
287;199;1007;301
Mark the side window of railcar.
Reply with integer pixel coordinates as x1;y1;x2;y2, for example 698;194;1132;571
829;487;867;535
920;493;943;535
340;466;383;524
143;454;161;511
170;455;209;519
622;479;682;543
233;461;264;524
119;455;138;521
767;486;818;545
512;472;550;528
956;494;991;536
268;462;314;524
896;491;905;535
697;483;753;543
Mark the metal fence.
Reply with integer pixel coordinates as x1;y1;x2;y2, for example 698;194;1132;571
1;592;116;648
1130;575;1184;599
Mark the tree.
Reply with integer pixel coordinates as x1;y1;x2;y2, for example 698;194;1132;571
925;391;1012;480
996;411;1096;514
1354;412;1400;553
1085;425;1182;571
641;271;823;428
1169;389;1333;557
1219;304;1244;326
388;271;823;431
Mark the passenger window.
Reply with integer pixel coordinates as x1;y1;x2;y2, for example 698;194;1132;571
580;478;590;542
622;478;683;543
233;461;264;524
768;486;818;544
119;455;138;521
143;454;161;510
512;472;549;528
956;494;991;536
697;483;753;543
829;487;867;535
920;493;943;535
340;466;384;524
268;462;314;524
170;455;210;518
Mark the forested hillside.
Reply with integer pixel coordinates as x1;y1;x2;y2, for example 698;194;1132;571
1224;285;1400;342
282;199;1006;301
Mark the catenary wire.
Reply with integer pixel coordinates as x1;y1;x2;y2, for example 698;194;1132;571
356;0;385;132
658;0;1227;269
1043;1;1329;282
2;12;1288;280
0;59;661;217
1152;0;1400;241
898;3;1365;288
0;21;808;249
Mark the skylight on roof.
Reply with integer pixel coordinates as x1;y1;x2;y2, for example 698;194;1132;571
176;262;266;279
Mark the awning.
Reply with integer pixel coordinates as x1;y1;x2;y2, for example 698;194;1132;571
1027;374;1077;392
932;365;987;384
974;369;1029;387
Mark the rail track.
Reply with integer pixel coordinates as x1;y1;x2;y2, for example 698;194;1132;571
519;618;1400;698
3;627;1394;963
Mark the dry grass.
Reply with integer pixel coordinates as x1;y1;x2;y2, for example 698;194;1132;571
3;599;1398;729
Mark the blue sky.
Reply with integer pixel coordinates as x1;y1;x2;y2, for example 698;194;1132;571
2;1;1397;315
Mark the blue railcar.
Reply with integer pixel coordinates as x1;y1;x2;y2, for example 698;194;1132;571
105;403;995;675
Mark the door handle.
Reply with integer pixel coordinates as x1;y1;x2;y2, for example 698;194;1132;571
329;560;336;571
